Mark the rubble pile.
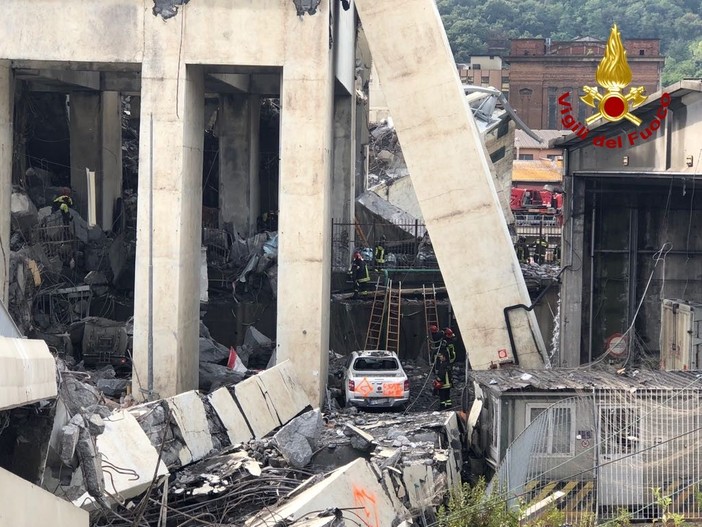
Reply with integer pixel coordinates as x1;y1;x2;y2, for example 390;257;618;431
520;262;561;291
368;119;408;187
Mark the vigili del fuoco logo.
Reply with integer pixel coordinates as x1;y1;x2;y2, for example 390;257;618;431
558;24;670;149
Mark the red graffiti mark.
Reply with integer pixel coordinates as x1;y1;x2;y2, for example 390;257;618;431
354;378;373;397
353;486;380;527
382;382;403;397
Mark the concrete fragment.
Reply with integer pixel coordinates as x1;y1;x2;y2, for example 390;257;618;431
96;378;129;397
75;426;104;498
199;336;229;363
83;271;108;285
247;459;403;526
254;361;310;425
168;391;215;465
231;376;280;438
207;387;254;445
86;414;105;436
59;423;80;465
272;409;322;469
199;361;246;393
1;467;89;527
343;423;376;453
73;410;169;508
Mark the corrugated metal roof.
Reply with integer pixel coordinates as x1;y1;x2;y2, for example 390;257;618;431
512;159;563;182
515;129;570;149
469;367;702;393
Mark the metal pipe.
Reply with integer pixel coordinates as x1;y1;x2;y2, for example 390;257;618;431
147;112;154;399
588;189;596;365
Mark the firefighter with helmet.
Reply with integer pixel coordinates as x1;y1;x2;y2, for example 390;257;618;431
52;187;73;226
348;250;370;298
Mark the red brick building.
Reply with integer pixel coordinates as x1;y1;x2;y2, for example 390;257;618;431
507;37;664;129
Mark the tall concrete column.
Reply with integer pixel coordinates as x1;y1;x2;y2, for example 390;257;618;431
559;175;585;367
330;94;355;223
132;11;205;399
69;92;100;218
0;62;13;305
100;91;122;231
218;94;260;236
277;6;334;406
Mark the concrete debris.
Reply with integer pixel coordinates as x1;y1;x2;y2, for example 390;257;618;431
343;423;377;452
199;361;247;393
59;375;103;415
86;413;105;436
272;409;322;468
59;423;80;465
199;335;230;364
75;424;104;499
292;0;322;16
11;190;39;239
96;378;129;397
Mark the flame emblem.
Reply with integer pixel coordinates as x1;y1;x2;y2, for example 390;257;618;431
580;24;647;126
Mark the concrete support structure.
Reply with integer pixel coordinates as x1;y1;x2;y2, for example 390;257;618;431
276;6;334;406
218;94;260;236
132;10;205;398
100;91;123;230
70;91;123;229
331;94;356;224
2;0;362;405
356;0;547;369
558;176;585;367
69;92;100;218
0;61;12;304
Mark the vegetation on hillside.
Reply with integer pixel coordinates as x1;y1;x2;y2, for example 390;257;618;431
436;0;702;85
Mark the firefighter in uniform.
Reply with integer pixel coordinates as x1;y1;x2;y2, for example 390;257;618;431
434;351;453;410
348;251;371;298
52;188;73;226
534;237;549;264
374;235;386;270
515;236;530;263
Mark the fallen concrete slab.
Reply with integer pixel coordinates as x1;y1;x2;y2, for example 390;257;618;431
72;410;168;508
0;335;57;411
246;458;407;526
254;360;310;424
1;467;88;527
230;375;281;438
168;390;215;465
207;386;254;445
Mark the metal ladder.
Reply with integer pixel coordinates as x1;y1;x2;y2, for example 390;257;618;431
364;278;387;350
385;281;402;354
423;284;439;361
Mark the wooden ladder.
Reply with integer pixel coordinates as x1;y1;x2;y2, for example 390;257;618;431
423;284;439;361
364;278;387;350
385;281;402;354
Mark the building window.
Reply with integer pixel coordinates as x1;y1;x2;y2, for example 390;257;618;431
547;154;558;160
490;146;506;163
526;403;575;456
518;153;534;160
519;88;533;97
481;75;490;84
473;63;481;70
497;119;509;139
548;87;557;129
490;396;501;459
639;49;645;56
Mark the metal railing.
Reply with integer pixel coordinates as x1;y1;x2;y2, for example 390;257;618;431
331;220;434;271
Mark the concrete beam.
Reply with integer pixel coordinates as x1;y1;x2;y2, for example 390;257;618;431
0;336;57;411
38;70;100;90
69;92;100;217
168;391;214;465
1;467;88;527
100;91;122;230
356;0;547;369
0;61;11;304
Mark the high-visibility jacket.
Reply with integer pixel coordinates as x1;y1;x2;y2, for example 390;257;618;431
374;244;385;264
